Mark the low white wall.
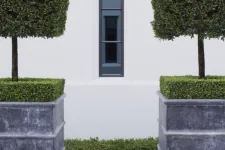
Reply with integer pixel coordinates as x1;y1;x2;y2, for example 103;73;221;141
64;81;159;139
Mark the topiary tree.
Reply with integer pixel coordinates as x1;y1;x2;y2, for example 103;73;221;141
151;0;225;78
0;0;69;81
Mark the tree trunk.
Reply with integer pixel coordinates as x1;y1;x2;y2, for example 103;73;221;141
198;33;205;78
12;37;18;82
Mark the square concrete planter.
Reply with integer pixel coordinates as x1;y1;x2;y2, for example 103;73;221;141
157;91;225;150
0;94;65;150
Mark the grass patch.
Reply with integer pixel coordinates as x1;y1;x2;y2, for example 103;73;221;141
65;138;158;150
0;78;65;102
160;75;225;99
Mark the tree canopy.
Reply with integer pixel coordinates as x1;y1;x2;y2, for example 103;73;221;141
151;0;225;40
0;0;69;38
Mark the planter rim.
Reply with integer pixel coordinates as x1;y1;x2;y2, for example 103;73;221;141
0;94;66;107
157;91;225;105
160;125;225;136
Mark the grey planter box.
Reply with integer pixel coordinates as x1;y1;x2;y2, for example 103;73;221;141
157;91;225;150
0;94;65;150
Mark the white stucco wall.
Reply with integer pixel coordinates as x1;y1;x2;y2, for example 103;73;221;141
1;0;225;139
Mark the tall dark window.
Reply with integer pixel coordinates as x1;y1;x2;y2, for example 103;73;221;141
105;16;118;63
99;0;124;77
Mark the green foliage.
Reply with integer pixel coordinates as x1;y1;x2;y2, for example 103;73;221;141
151;0;225;40
160;76;225;99
0;0;69;38
65;138;158;150
0;78;65;102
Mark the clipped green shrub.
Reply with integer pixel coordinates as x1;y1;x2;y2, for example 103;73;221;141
65;137;158;150
0;78;65;102
0;0;69;38
151;0;225;40
160;76;225;99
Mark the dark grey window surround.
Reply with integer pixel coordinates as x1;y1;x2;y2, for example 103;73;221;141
99;0;124;77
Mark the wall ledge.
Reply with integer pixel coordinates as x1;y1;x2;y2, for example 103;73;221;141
66;79;159;86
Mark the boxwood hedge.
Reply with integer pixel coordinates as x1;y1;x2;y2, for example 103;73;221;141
0;78;65;102
65;138;158;150
0;0;69;38
160;76;225;99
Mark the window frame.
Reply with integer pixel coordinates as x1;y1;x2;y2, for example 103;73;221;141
99;0;124;77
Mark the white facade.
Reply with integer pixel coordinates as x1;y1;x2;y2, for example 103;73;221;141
1;0;225;139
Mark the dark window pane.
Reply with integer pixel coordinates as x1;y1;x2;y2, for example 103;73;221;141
105;16;117;41
105;43;117;63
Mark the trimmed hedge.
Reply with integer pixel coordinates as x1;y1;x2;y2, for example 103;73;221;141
160;76;225;99
151;0;225;40
0;0;69;38
0;78;65;102
65;138;158;150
